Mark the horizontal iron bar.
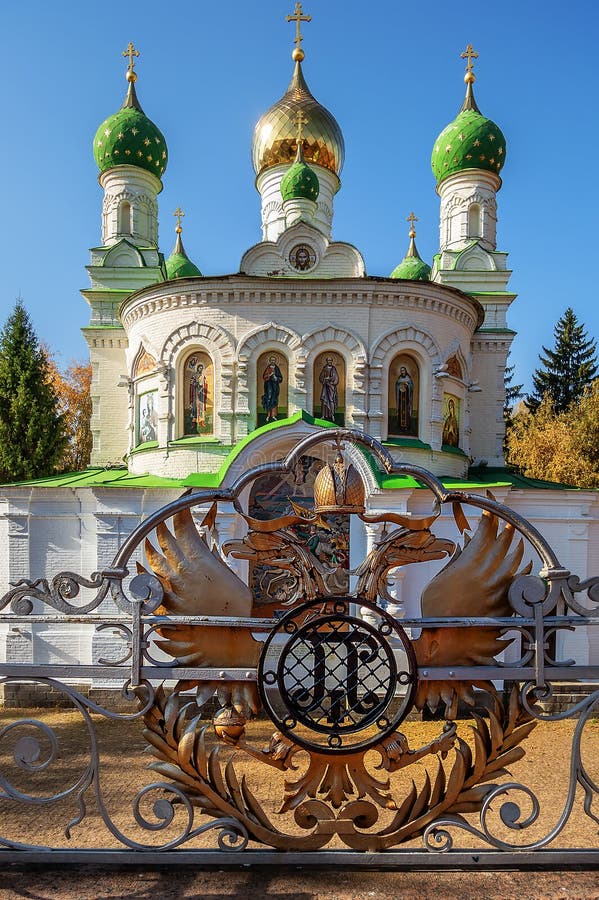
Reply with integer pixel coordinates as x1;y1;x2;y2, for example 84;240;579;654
1;665;599;681
0;665;258;680
1;614;598;628
0;615;277;627
417;666;599;680
0;848;597;869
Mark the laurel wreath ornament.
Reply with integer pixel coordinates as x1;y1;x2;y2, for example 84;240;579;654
142;683;536;851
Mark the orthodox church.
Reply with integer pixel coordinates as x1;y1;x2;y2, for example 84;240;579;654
0;10;597;679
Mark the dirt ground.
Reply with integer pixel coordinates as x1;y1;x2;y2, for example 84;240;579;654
1;864;598;900
0;709;597;899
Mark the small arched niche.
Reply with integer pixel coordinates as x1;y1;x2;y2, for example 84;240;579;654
388;354;419;438
133;345;156;379
313;351;345;425
119;200;132;235
257;352;288;426
468;203;481;239
446;354;463;380
181;350;214;436
442;393;461;448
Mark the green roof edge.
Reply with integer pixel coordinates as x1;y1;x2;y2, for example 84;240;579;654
2;419;591;493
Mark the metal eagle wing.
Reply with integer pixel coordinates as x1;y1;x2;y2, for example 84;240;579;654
140;506;262;715
412;510;532;718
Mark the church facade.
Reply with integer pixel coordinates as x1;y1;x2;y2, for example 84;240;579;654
0;19;597;680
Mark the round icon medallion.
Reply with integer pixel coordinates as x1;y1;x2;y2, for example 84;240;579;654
289;243;316;271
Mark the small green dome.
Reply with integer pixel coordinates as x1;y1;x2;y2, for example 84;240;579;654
165;231;201;280
390;255;431;281
280;149;320;202
390;224;431;281
94;80;168;180
431;83;506;185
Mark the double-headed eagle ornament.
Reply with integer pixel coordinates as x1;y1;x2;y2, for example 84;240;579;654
138;442;536;850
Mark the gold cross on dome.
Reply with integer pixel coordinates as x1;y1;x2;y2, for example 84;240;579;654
122;42;140;71
407;211;418;236
173;207;185;233
461;43;478;76
293;110;309;143
287;3;311;56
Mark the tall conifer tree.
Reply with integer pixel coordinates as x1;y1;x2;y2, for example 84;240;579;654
504;351;524;420
0;301;67;482
527;308;597;413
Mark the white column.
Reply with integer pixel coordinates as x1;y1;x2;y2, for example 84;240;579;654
360;520;386;625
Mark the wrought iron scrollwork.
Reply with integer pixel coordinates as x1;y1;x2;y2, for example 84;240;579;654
1;572;111;616
0;427;597;862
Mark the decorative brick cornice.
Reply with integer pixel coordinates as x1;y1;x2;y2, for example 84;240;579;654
121;277;482;333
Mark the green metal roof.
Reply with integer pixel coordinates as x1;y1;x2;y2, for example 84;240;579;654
165;232;202;280
1;414;584;493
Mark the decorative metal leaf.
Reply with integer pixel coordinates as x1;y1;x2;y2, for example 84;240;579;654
410;771;432;820
241;774;279;831
429;758;446;808
207;747;228;801
224;757;248;816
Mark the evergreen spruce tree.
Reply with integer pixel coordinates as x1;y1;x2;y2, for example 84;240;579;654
0;300;67;482
527;308;597;413
504;351;524;420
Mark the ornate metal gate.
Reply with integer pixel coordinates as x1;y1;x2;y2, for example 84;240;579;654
0;430;598;868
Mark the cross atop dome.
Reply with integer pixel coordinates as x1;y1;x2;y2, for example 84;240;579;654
173;207;185;234
286;2;311;62
461;43;478;85
407;211;418;239
122;42;140;83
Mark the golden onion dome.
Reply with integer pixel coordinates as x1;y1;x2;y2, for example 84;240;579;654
252;61;344;177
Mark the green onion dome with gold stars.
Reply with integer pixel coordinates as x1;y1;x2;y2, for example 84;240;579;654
390;214;431;281
431;46;506;186
280;139;320;201
165;211;201;280
93;45;168;180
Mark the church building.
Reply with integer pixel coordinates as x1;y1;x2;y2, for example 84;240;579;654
0;9;597;680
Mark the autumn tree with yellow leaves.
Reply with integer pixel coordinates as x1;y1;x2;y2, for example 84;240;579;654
505;380;599;488
47;359;92;472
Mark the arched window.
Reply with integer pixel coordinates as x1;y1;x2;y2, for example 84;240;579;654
181;350;213;436
468;203;481;238
388;354;419;438
313;351;345;425
256;352;288;426
119;200;131;235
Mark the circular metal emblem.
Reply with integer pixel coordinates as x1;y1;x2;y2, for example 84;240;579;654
258;597;417;754
289;243;316;272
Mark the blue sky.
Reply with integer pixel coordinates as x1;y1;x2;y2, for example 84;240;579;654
1;0;597;394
